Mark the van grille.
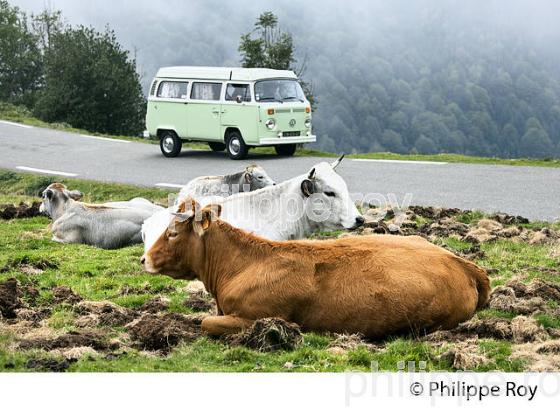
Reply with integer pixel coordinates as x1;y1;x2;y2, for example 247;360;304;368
292;108;305;113
276;108;291;113
282;131;301;137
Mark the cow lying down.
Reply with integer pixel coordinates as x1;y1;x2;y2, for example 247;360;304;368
142;199;491;339
142;157;363;250
40;183;159;249
177;164;274;200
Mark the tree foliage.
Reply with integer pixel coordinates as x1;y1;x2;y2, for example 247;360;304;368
0;1;41;106
0;3;145;135
239;12;316;109
35;26;145;135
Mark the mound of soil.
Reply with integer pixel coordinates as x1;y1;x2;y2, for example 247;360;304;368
439;340;489;370
138;296;170;313
127;312;202;351
488;279;560;315
0;257;58;273
26;358;72;372
183;294;216;312
74;301;138;326
53;286;83;305
228;318;302;352
0;202;41;220
0;278;23;319
18;330;110;351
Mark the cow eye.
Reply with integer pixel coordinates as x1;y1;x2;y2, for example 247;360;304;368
325;191;336;197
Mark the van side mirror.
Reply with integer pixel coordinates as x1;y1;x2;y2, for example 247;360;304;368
235;95;243;104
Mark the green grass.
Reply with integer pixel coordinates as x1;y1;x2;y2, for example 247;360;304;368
2;102;560;167
1;169;559;372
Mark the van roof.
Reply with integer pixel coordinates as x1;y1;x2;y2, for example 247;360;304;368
156;66;298;82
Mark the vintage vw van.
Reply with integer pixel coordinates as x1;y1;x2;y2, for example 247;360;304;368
145;66;316;159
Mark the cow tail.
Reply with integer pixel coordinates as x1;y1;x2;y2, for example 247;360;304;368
473;265;491;309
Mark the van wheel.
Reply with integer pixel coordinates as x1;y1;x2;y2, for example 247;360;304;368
160;131;182;157
275;144;297;157
226;131;248;160
208;142;226;152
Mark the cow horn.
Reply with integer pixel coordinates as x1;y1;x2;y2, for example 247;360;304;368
308;168;316;179
331;154;345;170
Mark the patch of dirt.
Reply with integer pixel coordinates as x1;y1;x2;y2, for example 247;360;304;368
18;329;111;351
228;318;302;352
0;278;23;319
0;257;58;273
52;286;83;305
138;296;170;313
127;312;202;351
453;317;513;340
0;202;41;220
488;286;546;315
438;339;489;370
74;301;138;327
491;213;530;225
26;357;73;372
15;307;51;323
511;316;548;344
511;341;560;371
183;294;216;313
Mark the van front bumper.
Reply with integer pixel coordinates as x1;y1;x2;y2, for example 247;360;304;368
258;134;316;145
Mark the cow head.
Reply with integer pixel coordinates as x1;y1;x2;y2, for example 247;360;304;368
244;165;275;190
141;198;221;279
300;156;364;231
40;183;83;221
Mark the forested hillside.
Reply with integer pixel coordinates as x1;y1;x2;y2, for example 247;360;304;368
6;0;560;158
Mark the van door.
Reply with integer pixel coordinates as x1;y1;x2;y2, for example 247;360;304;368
187;82;223;141
221;83;258;145
150;80;189;137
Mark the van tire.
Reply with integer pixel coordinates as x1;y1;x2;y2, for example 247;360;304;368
226;131;248;160
208;142;226;152
275;144;297;157
160;131;182;157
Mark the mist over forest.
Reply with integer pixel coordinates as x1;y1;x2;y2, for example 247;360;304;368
10;0;560;157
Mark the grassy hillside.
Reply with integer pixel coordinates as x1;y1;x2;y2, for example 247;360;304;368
1;170;559;372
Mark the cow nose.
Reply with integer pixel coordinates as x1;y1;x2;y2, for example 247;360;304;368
140;257;146;265
355;216;365;226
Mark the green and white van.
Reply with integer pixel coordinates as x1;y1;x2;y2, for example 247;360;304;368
145;66;316;160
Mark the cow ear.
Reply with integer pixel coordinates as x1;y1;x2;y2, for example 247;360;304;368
193;204;221;236
301;179;314;197
44;189;53;200
67;190;83;200
244;172;252;182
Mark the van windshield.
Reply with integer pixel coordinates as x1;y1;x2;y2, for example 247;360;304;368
254;79;305;103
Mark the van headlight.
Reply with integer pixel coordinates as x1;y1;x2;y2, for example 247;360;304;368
265;118;276;130
305;118;311;128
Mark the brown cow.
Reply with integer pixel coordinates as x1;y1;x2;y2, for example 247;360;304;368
141;199;490;339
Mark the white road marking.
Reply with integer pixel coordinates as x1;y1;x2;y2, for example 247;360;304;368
79;134;131;143
155;183;184;189
16;166;78;177
352;158;447;165
0;120;33;129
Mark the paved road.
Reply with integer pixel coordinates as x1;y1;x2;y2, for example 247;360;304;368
0;120;558;221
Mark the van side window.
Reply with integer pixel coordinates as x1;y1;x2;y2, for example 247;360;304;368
157;81;188;99
225;83;251;102
191;82;222;101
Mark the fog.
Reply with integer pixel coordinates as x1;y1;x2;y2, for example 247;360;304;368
11;0;560;90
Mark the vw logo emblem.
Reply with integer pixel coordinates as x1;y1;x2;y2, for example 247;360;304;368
289;119;296;127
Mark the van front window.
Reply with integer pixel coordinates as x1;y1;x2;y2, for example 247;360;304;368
255;79;305;103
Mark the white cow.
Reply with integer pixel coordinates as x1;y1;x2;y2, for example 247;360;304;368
40;183;158;249
105;198;164;213
142;156;364;251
